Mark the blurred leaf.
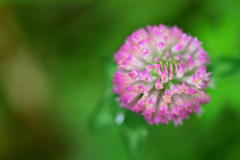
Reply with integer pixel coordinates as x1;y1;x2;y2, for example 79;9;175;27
211;57;240;78
89;96;118;133
120;112;147;159
89;95;129;133
101;56;117;89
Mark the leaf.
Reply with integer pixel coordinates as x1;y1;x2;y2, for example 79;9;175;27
211;57;240;78
120;112;148;159
100;56;117;89
89;96;118;133
89;54;119;133
89;94;129;133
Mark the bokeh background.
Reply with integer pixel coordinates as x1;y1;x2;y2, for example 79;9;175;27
0;0;240;160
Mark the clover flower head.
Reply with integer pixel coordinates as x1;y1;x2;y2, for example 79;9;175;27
113;24;211;125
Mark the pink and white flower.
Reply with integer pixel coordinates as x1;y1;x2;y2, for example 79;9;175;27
113;24;211;125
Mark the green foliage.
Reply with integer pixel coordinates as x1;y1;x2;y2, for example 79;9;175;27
90;94;147;159
120;112;147;159
90;96;118;132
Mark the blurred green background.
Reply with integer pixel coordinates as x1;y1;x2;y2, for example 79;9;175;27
0;0;240;160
